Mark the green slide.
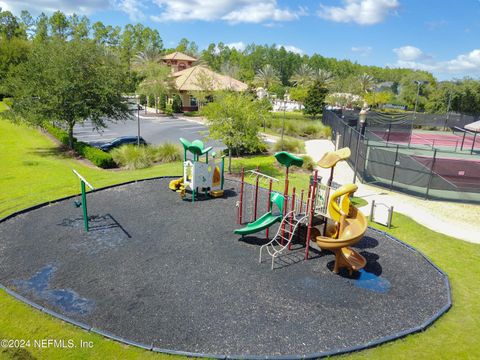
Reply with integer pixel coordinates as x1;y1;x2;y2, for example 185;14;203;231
234;192;284;236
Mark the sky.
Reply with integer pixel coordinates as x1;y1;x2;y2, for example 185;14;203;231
2;0;480;80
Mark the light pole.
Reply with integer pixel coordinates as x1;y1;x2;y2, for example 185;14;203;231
444;90;453;130
410;80;428;146
353;108;367;183
136;95;141;146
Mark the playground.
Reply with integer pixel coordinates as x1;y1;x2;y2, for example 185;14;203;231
0;140;451;358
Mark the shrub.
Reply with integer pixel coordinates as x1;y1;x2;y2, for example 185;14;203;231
3;97;13;108
42;122;70;146
273;138;305;153
301;155;316;171
42;122;115;168
155;143;182;162
111;145;156;170
164;103;173;116
74;142;116;168
183;111;199;117
172;94;183;113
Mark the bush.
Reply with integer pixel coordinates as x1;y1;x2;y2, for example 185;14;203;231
42;122;70;146
139;94;147;106
74;142;116;168
164;103;173;116
43;122;115;168
273;138;305;153
183;111;199;117
172;94;183;113
301;155;316;171
159;93;167;111
155;143;182;162
111;145;156;170
3;97;13;108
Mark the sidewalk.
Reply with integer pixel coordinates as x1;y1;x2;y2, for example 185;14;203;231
306;139;480;244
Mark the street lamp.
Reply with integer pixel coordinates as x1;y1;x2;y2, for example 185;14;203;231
410;80;428;146
353;108;367;183
136;95;141;146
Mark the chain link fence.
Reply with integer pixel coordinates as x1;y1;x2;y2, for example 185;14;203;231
323;109;480;203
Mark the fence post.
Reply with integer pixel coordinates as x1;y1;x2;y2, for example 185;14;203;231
390;145;400;189
363;139;370;180
461;131;467;151
386;122;392;145
471;132;477;155
425;149;438;200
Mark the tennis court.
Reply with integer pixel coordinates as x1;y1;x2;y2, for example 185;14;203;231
376;130;480;151
411;155;480;189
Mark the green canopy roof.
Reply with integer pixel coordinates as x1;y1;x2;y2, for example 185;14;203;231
274;151;304;168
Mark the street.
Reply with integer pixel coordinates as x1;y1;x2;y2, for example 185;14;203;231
73;113;224;151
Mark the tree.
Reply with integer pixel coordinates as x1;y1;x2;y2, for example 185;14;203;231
304;81;329;118
33;13;48;42
0;10;23;39
49;11;69;40
202;92;267;172
290;64;314;87
69;14;89;40
358;73;375;94
364;91;393;108
312;69;334;88
254;64;280;89
192;68;218;109
289;86;309;104
9;39;130;148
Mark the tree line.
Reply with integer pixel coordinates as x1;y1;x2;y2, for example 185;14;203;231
1;8;480;118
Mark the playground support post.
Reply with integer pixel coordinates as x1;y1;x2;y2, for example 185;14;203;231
81;180;88;231
281;166;290;245
299;189;304;214
305;171;318;260
72;169;94;232
238;167;245;224
221;156;225;190
266;179;273;239
288;187;296;250
253;166;260;221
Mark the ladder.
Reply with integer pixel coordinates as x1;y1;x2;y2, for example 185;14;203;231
259;211;308;270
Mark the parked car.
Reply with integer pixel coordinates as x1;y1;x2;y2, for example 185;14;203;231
100;136;147;152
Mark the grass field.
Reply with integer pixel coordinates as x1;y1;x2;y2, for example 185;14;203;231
0;101;9;112
1;118;479;359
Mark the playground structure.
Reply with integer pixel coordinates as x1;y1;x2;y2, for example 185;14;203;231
169;138;225;202
72;169;95;232
235;148;368;273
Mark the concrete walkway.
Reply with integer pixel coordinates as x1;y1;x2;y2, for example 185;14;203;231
306;139;480;244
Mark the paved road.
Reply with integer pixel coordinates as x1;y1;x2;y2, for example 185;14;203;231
73;113;224;150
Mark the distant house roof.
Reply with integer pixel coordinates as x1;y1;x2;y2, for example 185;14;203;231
161;52;198;62
172;65;248;92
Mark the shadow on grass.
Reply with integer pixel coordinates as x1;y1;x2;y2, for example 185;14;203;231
28;146;74;159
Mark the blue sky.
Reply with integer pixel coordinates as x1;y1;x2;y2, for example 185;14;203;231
3;0;480;80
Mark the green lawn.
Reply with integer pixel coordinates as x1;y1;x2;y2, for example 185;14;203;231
1;118;479;359
0;101;9;112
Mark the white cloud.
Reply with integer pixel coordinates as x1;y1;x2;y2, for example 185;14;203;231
318;0;399;25
225;41;246;51
351;46;372;56
393;45;424;61
277;44;304;55
115;0;146;21
392;46;480;76
151;0;303;24
0;0;110;15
